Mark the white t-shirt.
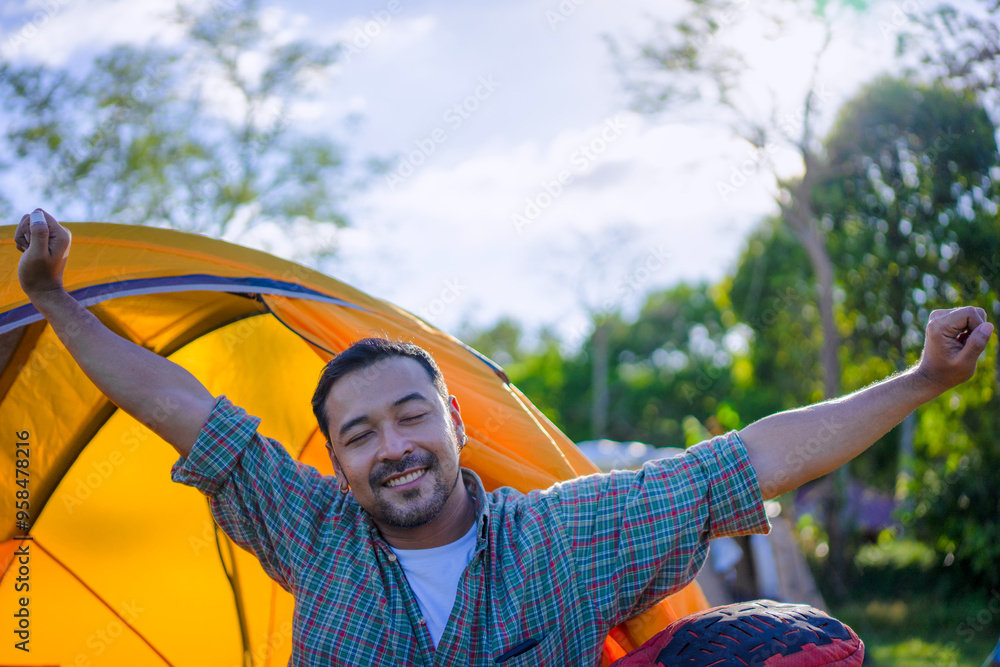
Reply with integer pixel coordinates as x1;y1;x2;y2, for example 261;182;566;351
388;523;478;648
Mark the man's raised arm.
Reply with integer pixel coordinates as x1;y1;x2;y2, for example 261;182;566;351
15;209;215;457
741;306;994;499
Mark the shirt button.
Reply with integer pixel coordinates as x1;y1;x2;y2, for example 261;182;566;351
418;618;426;625
388;553;397;562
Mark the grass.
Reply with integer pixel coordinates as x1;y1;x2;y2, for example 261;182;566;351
822;540;1000;667
832;594;998;666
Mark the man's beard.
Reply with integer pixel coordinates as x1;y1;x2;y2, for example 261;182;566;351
368;450;460;529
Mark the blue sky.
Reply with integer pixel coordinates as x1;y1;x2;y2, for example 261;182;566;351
1;0;934;347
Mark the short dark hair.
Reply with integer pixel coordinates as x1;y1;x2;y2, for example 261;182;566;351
311;338;448;443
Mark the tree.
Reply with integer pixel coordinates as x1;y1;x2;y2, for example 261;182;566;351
545;226;651;439
542;282;749;448
0;0;361;249
902;0;1000;122
729;216;825;421
606;0;861;588
902;0;1000;466
606;281;748;446
459;316;529;368
819;76;1000;585
818;77;995;490
458;317;576;430
460;278;754;449
606;0;847;402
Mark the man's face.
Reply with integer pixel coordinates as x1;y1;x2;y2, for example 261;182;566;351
324;357;464;532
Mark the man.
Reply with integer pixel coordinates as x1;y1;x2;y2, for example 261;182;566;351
15;209;994;665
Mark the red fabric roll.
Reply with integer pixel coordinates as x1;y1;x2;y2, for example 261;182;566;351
614;600;864;666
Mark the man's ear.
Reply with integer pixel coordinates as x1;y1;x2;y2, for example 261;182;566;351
448;395;465;445
325;441;346;480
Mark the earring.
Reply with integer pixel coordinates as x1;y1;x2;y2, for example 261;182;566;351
339;483;350;493
460;434;468;450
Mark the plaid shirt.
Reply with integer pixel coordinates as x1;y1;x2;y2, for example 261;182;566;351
171;396;770;666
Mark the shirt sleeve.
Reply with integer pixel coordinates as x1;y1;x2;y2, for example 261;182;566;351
170;395;337;592
544;430;770;625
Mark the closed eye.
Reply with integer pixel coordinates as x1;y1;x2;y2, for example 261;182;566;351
346;431;372;446
401;413;427;423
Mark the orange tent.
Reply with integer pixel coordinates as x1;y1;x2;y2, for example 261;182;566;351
0;223;707;665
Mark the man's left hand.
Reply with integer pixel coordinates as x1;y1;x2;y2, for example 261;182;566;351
916;306;994;393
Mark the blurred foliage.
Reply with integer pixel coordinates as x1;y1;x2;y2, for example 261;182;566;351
901;0;1000;122
830;539;998;666
0;0;365;247
606;0;864;586
820;77;996;362
462;76;1000;591
729;217;825;418
819;77;1000;586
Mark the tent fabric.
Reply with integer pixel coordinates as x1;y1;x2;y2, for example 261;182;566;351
0;222;708;666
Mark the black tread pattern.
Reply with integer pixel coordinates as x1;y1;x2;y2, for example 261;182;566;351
653;600;855;666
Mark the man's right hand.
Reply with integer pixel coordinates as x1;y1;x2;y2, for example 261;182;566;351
15;208;71;298
11;208;216;458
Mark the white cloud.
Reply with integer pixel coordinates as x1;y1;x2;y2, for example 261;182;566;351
332;112;779;338
0;0;333;128
330;13;437;69
0;0;913;344
1;0;185;65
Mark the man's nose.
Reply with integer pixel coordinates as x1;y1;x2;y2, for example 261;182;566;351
377;425;414;461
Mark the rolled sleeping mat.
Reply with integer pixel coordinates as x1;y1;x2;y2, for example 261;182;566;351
613;599;864;666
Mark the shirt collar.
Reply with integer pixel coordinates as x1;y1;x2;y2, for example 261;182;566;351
460;467;492;545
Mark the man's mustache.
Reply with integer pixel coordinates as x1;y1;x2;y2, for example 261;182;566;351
370;452;437;487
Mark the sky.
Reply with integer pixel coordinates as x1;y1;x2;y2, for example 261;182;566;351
0;0;935;348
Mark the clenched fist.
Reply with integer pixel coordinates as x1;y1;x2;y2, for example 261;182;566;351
14;209;72;298
916;306;994;392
